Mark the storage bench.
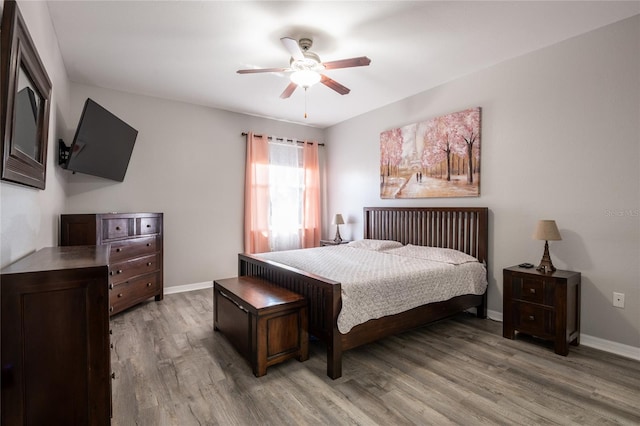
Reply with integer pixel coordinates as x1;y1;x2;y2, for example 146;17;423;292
213;276;309;377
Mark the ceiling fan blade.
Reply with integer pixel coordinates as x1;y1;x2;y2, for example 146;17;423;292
322;56;371;70
280;37;304;61
280;82;298;99
237;67;290;74
320;75;350;95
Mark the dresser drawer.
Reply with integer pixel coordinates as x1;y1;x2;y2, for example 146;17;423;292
138;217;160;235
109;236;157;262
514;302;554;337
102;218;132;240
109;253;159;284
110;273;161;314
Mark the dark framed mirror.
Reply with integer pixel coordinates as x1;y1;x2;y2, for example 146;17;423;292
1;0;52;189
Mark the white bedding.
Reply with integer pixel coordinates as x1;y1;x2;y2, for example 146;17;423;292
256;243;487;333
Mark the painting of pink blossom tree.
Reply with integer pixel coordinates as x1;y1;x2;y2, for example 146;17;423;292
380;107;481;198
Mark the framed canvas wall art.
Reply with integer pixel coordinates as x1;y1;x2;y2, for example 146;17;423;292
380;107;480;199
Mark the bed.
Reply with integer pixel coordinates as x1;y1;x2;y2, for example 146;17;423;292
238;206;489;379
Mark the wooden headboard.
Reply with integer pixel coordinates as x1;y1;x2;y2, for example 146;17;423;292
363;207;489;264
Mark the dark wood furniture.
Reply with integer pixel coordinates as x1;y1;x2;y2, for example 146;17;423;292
214;276;309;377
238;206;488;379
503;266;581;355
319;239;350;246
60;212;163;315
1;246;111;425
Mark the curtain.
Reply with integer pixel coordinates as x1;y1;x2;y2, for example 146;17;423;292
244;132;270;254
302;141;321;248
243;133;322;253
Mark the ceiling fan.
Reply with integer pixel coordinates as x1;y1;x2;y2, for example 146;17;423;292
237;37;371;99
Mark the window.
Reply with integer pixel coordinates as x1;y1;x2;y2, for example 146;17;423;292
268;142;304;251
244;133;321;254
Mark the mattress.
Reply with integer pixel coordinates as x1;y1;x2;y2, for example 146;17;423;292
256;242;487;333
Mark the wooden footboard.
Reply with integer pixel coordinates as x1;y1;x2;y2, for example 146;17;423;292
238;253;344;378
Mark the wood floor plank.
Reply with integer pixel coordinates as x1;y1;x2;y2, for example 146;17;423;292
110;289;640;425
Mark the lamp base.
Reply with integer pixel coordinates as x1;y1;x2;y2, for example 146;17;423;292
536;240;556;273
333;226;342;243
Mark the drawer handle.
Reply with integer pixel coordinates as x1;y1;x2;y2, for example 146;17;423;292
529;288;536;294
109;284;114;290
116;248;122;252
147;243;151;247
109;306;114;312
111;372;116;380
147;262;152;266
528;315;535;321
118;293;123;298
146;224;151;228
110;329;113;335
146;282;152;287
110;343;114;349
116;226;121;231
117;269;123;274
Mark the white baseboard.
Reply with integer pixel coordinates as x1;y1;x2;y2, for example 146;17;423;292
166;286;640;362
163;281;213;295
487;309;502;322
579;334;640;361
485;309;639;362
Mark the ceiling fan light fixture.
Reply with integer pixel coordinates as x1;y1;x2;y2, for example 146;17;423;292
290;69;321;88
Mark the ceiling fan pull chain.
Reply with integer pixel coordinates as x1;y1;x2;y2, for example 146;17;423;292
304;88;308;119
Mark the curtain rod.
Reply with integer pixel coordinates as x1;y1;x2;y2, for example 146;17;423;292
241;132;324;146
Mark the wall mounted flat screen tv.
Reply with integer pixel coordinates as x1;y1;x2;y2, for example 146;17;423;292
64;98;138;182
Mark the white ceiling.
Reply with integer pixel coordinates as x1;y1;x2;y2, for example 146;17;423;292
46;1;639;128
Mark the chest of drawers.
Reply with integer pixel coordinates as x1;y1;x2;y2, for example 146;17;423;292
503;266;581;355
61;213;163;315
1;246;111;425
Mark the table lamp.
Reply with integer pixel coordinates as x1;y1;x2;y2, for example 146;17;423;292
532;220;562;273
332;214;345;243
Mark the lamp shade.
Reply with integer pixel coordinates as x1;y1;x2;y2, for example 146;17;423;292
532;220;562;241
332;214;345;225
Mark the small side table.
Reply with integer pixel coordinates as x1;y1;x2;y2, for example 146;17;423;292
319;240;350;246
503;266;581;355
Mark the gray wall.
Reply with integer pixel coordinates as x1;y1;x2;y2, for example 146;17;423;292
325;16;640;350
63;83;324;288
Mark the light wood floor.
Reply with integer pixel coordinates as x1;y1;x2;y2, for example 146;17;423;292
110;289;640;425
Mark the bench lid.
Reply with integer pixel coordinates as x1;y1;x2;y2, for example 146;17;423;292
215;276;305;311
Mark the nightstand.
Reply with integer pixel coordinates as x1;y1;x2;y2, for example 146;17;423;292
319;240;350;246
503;266;581;355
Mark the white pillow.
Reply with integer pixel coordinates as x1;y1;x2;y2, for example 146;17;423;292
346;239;403;251
385;244;478;265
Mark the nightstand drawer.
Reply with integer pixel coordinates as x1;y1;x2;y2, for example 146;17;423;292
514;302;554;337
519;278;544;304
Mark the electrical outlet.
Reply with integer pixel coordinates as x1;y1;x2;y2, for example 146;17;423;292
613;292;625;308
